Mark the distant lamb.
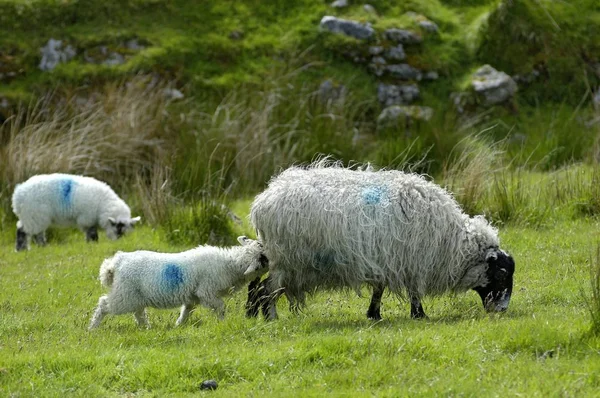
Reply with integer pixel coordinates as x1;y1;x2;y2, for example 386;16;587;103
248;161;515;321
11;173;140;251
88;236;269;329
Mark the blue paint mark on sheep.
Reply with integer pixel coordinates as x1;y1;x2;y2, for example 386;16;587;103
163;264;184;290
362;186;387;205
59;179;75;208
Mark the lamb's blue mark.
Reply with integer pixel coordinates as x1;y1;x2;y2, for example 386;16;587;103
362;186;387;205
59;179;75;208
163;263;184;290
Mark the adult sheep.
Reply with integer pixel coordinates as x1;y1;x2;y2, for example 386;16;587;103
88;236;269;329
248;161;515;321
12;173;140;251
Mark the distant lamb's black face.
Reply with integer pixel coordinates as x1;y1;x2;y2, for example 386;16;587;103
473;249;515;312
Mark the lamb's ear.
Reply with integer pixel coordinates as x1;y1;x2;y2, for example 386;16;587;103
130;216;141;225
237;236;250;246
108;217;117;226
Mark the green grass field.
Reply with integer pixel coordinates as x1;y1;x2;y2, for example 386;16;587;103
2;212;600;396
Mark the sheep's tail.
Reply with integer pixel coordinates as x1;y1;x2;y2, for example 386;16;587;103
99;254;120;288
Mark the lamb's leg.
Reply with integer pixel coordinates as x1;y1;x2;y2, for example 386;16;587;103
33;231;47;246
134;308;150;328
245;277;263;318
367;283;385;320
176;304;195;326
86;226;99;242
15;225;29;252
89;295;110;330
410;295;427;319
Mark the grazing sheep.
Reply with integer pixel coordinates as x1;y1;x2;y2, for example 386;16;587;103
11;173;140;251
248;161;515;321
88;236;269;329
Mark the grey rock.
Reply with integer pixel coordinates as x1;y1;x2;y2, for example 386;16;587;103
363;4;377;14
423;71;439;80
471;64;518;106
39;39;76;71
103;52;125;66
124;39;145;51
383;28;422;44
369;46;384;55
331;0;348;8
371;56;386;65
418;20;439;33
200;380;218;391
320;16;375;40
385;44;405;61
377;105;433;126
377;83;420;106
386;64;422;80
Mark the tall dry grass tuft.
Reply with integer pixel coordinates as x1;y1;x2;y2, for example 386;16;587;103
443;132;506;216
0;77;174;218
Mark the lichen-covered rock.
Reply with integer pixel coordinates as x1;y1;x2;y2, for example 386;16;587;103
471;65;518;106
383;28;422;44
423;71;439;81
320;16;375;40
418;20;439;33
377;83;419;106
369;46;384;55
385;44;405;61
386;64;422;81
39;39;76;71
377;105;433;127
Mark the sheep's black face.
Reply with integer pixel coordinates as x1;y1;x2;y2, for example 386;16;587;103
473;249;515;312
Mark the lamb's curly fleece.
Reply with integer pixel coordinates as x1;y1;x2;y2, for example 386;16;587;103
89;238;268;329
250;160;499;304
12;173;135;235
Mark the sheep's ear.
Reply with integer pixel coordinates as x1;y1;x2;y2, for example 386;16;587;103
237;236;250;246
108;217;117;226
130;216;141;225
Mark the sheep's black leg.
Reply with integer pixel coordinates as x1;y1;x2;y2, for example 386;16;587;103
86;226;98;242
367;283;385;320
245;277;263;318
16;226;28;251
33;232;47;246
410;295;427;319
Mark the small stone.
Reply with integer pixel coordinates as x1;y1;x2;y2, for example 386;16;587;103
363;4;377;14
418;20;439;33
200;380;218;391
320;16;375;40
368;46;384;55
330;0;348;8
385;44;405;61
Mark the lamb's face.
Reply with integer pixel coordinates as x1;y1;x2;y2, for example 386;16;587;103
106;216;141;240
237;236;270;278
473;249;515;312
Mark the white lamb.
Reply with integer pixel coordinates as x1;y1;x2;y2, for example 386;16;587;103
11;173;141;251
88;236;269;329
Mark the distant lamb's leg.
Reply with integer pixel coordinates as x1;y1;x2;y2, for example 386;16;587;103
89;295;110;330
176;304;195;326
86;226;99;242
410;295;427;319
367;283;385;320
245;277;263;318
15;225;29;252
33;231;47;246
134;308;150;328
